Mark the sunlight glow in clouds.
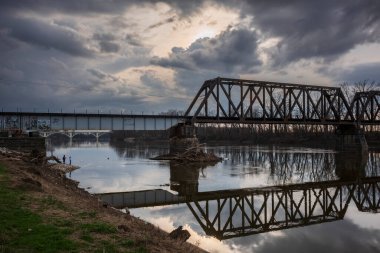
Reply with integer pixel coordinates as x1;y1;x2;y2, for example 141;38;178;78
0;1;379;112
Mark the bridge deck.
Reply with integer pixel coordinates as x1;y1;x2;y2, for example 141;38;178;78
0;112;185;131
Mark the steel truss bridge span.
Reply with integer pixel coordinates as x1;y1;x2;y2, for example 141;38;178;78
99;177;380;240
185;77;380;125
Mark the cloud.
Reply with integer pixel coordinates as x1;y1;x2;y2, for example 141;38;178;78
1;15;93;57
147;16;177;30
99;41;120;53
238;0;380;66
151;27;262;74
322;62;380;84
0;0;135;16
140;72;166;90
125;34;143;47
0;0;379;114
92;32;120;53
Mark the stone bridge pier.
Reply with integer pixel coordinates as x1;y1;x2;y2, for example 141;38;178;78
335;124;368;152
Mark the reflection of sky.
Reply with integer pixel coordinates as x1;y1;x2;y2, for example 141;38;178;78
52;143;349;193
51;142;380;252
131;203;380;253
53;143;171;193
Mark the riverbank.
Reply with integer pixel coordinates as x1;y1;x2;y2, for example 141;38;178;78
0;152;207;252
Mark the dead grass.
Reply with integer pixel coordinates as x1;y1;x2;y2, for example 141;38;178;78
0;154;207;253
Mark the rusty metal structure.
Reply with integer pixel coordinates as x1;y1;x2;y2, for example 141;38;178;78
99;176;380;239
184;77;380;125
186;177;380;240
351;91;380;123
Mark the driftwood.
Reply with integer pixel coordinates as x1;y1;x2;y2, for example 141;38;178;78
152;142;221;162
44;156;62;164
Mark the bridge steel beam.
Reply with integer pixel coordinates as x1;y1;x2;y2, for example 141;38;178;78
98;177;380;239
350;91;380;124
0;112;185;132
186;177;380;240
185;77;369;125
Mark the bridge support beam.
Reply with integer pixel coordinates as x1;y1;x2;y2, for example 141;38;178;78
336;124;368;152
169;123;199;155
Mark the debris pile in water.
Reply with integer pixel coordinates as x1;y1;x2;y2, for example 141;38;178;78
152;142;221;162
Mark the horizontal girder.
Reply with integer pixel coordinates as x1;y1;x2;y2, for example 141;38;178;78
187;177;380;240
185;77;380;125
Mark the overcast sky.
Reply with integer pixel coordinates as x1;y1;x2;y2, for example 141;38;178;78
1;0;380;113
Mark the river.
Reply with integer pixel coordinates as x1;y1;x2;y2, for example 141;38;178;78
47;140;380;253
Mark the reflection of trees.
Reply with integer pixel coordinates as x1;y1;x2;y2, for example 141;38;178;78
268;152;336;184
365;151;380;177
210;146;379;183
211;147;338;183
108;139;169;159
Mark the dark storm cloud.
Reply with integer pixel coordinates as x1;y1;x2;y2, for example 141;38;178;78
87;68;119;82
0;0;206;17
151;28;262;73
125;34;143;47
87;68;108;80
140;72;165;90
93;33;116;41
238;0;380;66
323;62;380;84
1;15;93;57
99;41;120;53
0;0;134;15
147;16;177;30
92;33;120;53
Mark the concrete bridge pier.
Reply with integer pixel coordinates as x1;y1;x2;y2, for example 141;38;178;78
335;124;368;152
169;123;199;155
170;162;200;196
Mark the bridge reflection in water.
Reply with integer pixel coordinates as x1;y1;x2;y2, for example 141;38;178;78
98;151;380;240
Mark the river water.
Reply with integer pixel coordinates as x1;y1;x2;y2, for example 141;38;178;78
48;140;380;253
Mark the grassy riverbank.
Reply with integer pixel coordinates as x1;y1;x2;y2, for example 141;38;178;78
0;157;205;252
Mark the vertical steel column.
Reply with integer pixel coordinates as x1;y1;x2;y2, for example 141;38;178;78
240;81;243;118
228;84;232;117
204;87;208;117
216;81;220;119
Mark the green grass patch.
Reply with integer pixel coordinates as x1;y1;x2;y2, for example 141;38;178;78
78;211;97;219
120;238;135;247
0;163;76;252
80;222;117;234
79;231;94;243
40;195;67;210
0;163;149;253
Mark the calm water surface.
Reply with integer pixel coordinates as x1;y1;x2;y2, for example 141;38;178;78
48;141;380;253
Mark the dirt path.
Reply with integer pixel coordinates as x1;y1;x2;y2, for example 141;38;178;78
0;151;207;253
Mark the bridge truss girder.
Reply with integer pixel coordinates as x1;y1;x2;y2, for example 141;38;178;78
185;77;354;125
186;178;380;240
351;91;380;123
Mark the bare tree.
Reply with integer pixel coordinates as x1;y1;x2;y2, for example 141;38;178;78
340;80;379;103
352;80;377;93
